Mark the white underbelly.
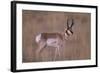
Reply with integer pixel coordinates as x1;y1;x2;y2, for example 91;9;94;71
46;39;57;47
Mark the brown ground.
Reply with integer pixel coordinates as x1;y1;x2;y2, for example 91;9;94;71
22;10;91;63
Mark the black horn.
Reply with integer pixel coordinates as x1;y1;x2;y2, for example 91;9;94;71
67;18;74;30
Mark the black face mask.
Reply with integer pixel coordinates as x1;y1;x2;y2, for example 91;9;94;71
65;29;73;36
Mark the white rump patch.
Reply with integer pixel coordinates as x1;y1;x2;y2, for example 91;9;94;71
35;34;41;43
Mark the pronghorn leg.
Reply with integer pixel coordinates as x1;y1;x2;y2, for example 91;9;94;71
57;46;60;59
54;48;58;61
36;41;46;61
36;46;42;61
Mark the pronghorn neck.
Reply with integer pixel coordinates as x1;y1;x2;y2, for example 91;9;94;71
64;29;73;39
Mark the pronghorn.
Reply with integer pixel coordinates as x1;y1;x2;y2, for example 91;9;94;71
35;18;74;61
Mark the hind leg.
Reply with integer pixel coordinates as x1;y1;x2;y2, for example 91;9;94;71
36;41;46;61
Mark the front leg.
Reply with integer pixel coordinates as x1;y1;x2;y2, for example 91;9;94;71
57;46;61;59
54;48;58;61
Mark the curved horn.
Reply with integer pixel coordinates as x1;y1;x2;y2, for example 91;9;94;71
67;18;74;30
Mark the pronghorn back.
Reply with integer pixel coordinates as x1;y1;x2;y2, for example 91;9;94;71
36;33;63;43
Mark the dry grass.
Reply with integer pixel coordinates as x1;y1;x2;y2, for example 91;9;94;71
22;10;91;62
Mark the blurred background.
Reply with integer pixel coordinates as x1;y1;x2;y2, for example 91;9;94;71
22;10;91;62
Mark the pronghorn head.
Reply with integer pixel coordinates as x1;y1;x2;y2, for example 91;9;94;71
64;18;74;39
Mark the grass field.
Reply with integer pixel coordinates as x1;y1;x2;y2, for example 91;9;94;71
22;10;91;62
